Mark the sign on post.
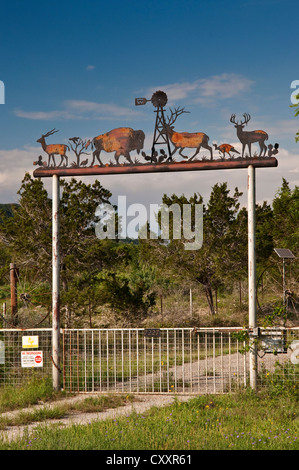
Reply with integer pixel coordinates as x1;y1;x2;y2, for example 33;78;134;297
21;351;43;368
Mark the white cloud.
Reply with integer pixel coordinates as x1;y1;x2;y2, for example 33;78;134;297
0;147;38;202
263;119;299;139
145;74;255;106
195;74;254;103
65;100;141;118
14;109;74;120
14;100;142;122
14;73;254;125
86;65;95;71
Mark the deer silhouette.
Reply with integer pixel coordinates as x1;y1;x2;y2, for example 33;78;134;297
163;107;213;160
37;128;69;167
230;114;268;158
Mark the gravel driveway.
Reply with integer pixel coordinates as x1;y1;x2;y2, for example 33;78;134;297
0;393;194;443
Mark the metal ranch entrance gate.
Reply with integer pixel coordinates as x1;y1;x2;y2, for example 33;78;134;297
62;327;248;394
1;327;298;394
31;89;282;391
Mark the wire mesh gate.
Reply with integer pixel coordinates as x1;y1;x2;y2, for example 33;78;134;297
0;327;298;394
62;328;248;394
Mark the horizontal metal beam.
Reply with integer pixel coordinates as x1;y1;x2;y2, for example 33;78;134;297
33;157;278;178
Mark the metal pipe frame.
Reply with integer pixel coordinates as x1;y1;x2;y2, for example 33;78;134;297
44;159;272;392
33;157;278;178
52;175;60;391
248;165;257;390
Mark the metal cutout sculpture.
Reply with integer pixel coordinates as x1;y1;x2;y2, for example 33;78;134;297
89;127;145;166
33;91;279;173
68;137;90;167
36;128;69;167
213;143;240;159
230;113;269;158
136;90;172;162
162;107;213;161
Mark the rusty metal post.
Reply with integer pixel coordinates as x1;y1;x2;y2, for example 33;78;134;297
10;263;18;326
248;165;257;390
52;175;61;391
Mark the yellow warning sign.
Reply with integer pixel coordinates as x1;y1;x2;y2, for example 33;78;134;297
22;336;39;349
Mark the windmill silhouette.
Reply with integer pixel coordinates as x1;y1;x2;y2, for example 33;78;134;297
135;90;172;162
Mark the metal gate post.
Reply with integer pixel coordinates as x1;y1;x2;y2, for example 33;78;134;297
248;165;257;390
52;175;61;391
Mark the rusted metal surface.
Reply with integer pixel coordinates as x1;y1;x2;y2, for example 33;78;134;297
36;128;69;167
10;263;18;326
230;114;270;158
90;127;145;166
135;97;149;106
162;106;213;160
33;91;280;172
213;143;240;158
169;130;212;160
136;91;173;161
33;156;278;178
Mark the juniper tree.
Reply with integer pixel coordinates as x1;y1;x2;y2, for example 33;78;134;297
0;173;114;326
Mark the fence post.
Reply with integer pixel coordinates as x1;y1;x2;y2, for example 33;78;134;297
248;165;257;390
52;175;61;391
10;263;18;326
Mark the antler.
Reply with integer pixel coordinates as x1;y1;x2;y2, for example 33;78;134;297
167;107;190;126
242;113;251;125
230;114;251;126
43;128;59;137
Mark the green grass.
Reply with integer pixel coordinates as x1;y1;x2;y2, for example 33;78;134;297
0;393;137;430
0;388;298;450
0;406;68;429
0;377;63;412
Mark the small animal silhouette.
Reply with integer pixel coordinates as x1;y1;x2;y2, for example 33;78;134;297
33;155;47;167
213;143;240;158
268;143;279;157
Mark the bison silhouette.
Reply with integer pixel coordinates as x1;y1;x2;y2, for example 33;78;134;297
90;127;145;166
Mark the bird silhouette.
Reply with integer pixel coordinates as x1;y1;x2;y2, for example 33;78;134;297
69;137;80;143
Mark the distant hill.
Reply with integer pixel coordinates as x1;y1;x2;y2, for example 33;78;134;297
0;203;19;218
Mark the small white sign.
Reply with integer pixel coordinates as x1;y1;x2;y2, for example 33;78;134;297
290;341;299;365
21;351;43;368
22;336;39;349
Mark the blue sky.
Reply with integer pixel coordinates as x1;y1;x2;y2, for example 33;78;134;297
0;0;298;210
